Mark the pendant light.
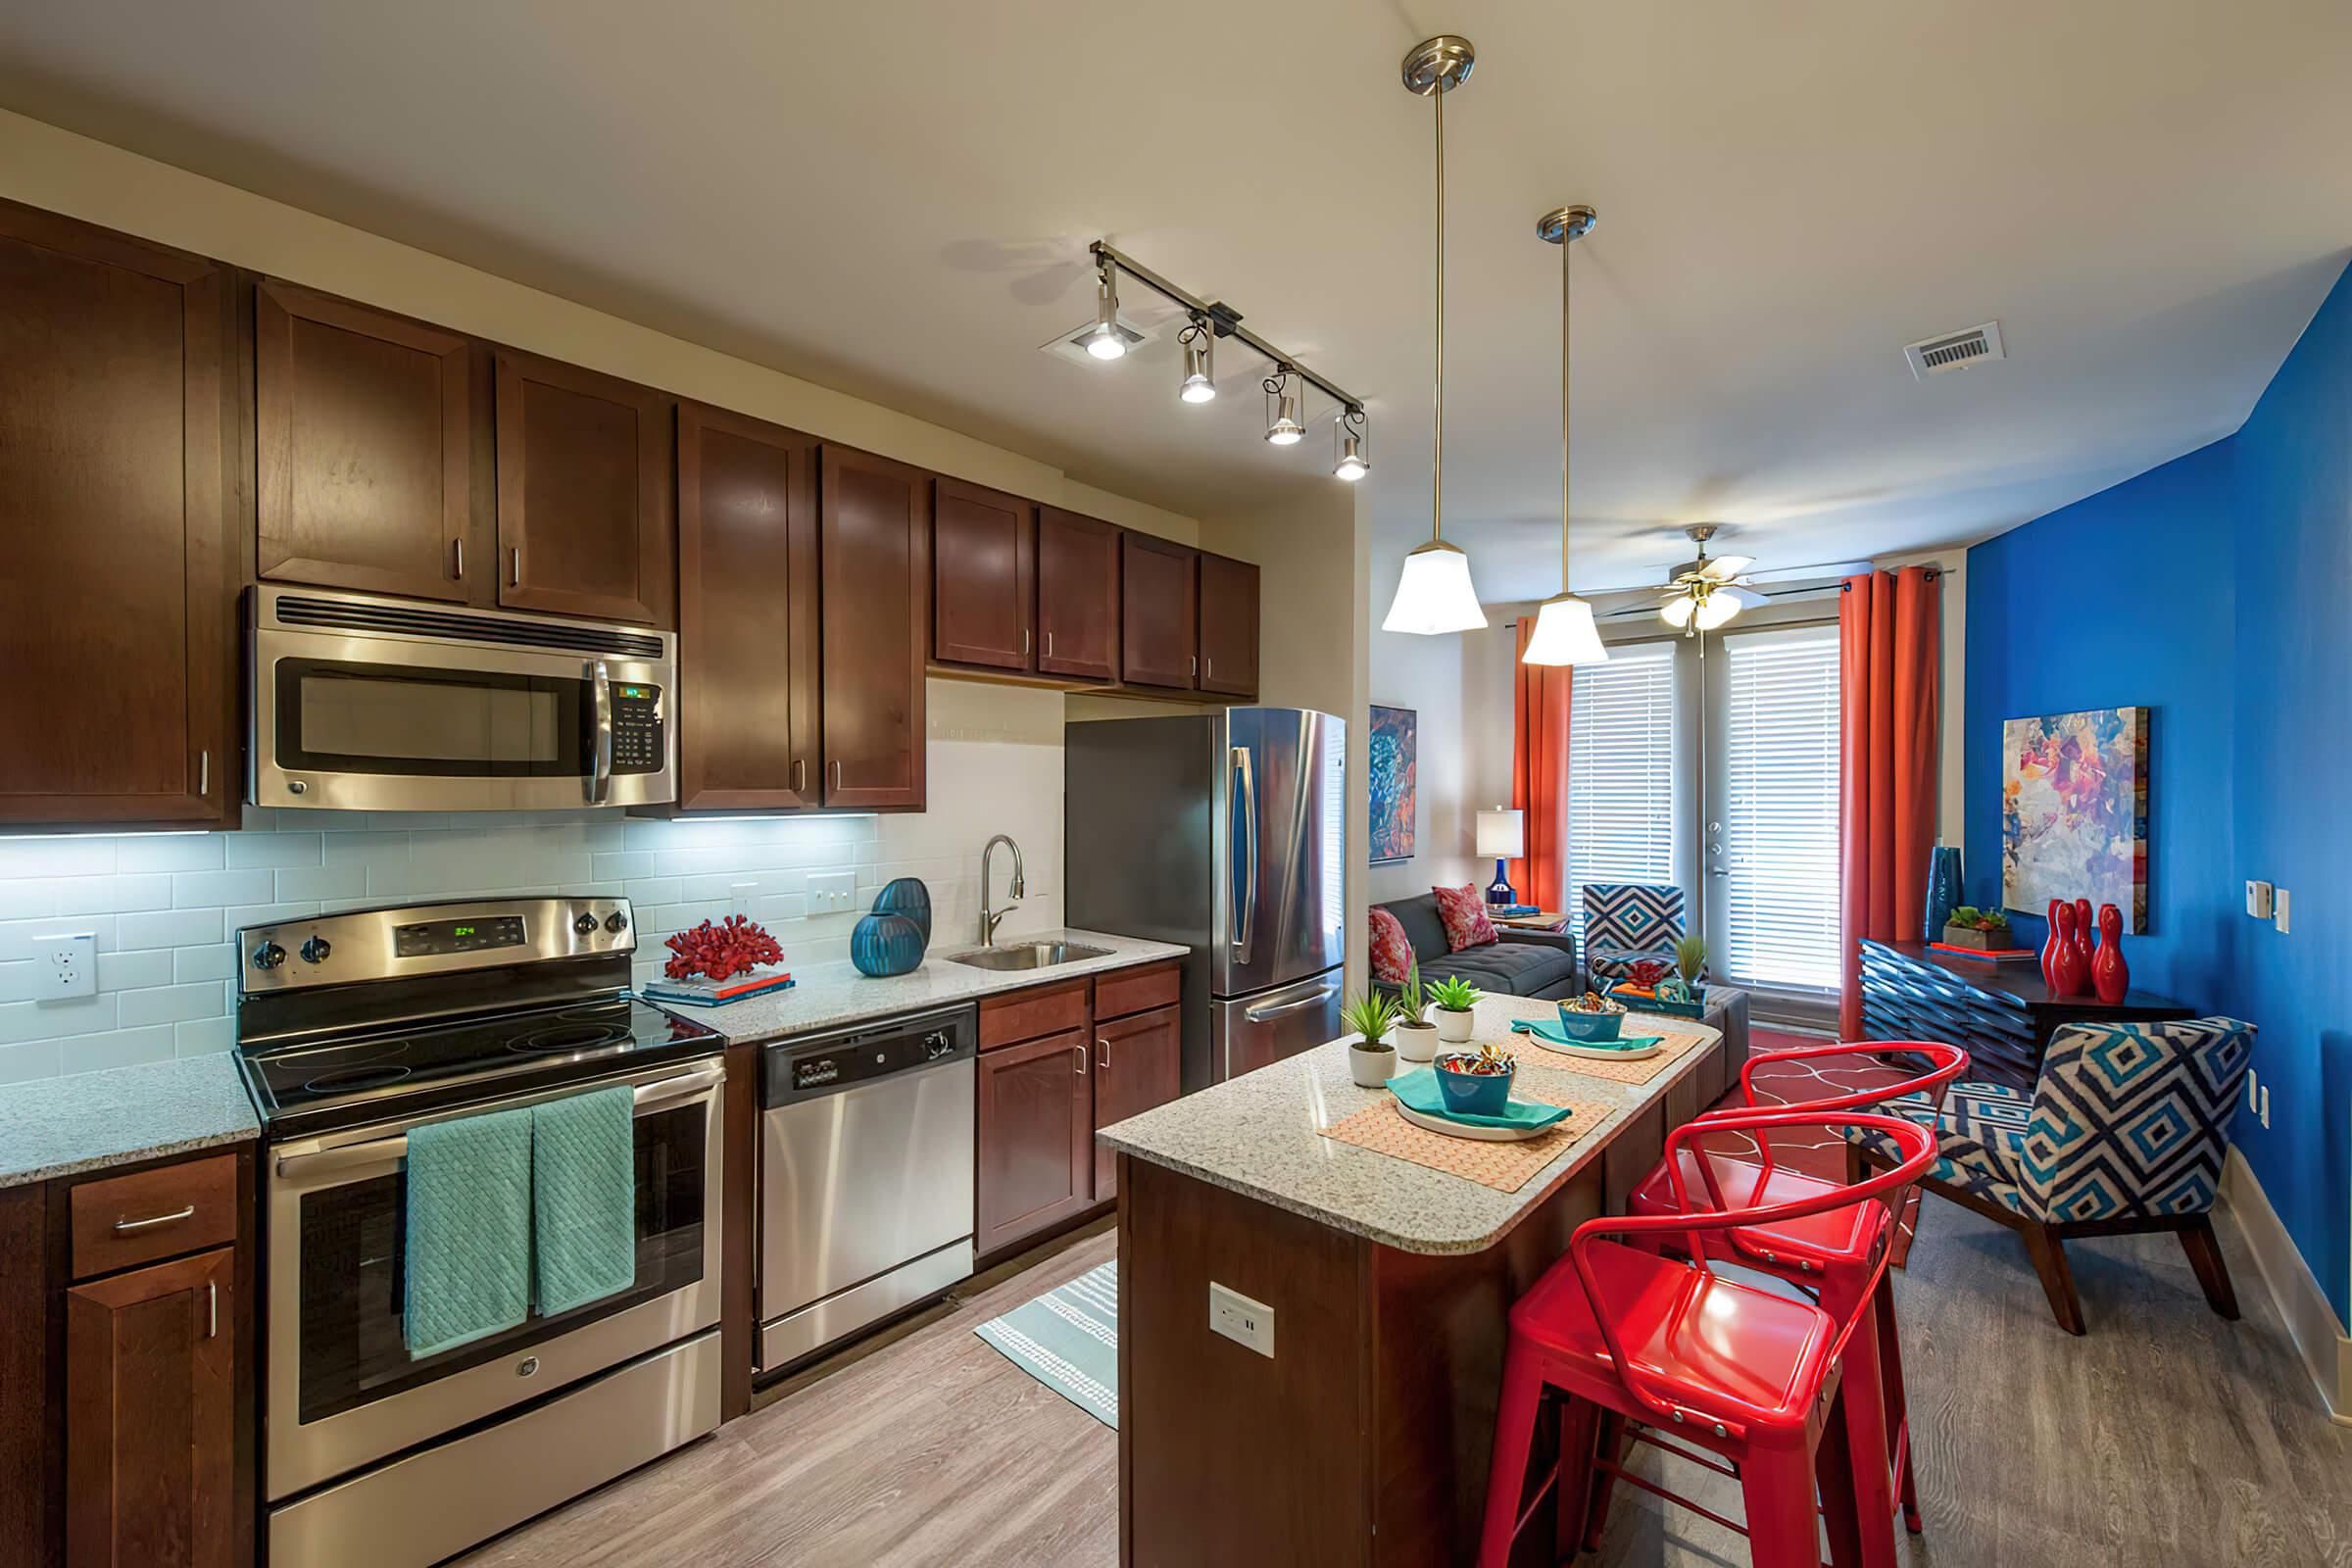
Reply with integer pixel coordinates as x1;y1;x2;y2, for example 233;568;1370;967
1382;36;1487;637
1520;205;1609;667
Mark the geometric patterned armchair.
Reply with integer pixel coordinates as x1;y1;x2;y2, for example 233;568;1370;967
1579;882;1685;987
1845;1015;2255;1335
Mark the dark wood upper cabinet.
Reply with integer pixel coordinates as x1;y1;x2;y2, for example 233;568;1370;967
1197;551;1261;698
0;201;231;828
673;403;821;811
932;478;1035;671
66;1247;237;1568
493;349;675;627
1120;532;1200;690
256;280;480;603
1093;1003;1184;1199
819;446;929;809
977;1028;1096;1256
1036;507;1121;683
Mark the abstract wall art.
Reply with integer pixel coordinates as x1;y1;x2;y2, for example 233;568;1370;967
2001;706;2150;932
1368;704;1417;864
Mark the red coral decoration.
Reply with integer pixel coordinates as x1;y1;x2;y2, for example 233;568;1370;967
662;914;783;982
1625;958;1670;989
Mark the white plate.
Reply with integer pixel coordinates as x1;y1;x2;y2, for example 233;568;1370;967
1393;1099;1569;1142
1521;1033;1665;1061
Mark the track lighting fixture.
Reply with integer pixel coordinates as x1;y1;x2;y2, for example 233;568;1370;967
1333;408;1369;481
1264;369;1305;445
1083;260;1127;361
1178;318;1216;403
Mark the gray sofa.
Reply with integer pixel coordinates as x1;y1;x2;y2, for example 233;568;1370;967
1372;893;1581;1001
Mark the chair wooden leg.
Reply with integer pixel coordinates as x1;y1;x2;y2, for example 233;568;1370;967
2177;1213;2241;1320
2021;1222;2087;1335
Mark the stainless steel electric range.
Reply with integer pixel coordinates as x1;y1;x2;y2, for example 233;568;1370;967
234;896;724;1568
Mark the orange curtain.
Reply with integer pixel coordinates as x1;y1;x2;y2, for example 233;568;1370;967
1508;620;1572;912
1838;566;1940;1039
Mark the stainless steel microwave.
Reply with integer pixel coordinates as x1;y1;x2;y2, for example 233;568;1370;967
250;585;677;811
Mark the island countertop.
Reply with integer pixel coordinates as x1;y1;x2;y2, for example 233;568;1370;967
1098;991;1724;1255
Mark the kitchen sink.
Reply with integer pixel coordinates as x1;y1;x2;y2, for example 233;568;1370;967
947;941;1113;972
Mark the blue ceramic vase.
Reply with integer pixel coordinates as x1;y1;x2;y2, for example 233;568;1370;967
1924;845;1964;942
872;877;933;946
851;911;926;978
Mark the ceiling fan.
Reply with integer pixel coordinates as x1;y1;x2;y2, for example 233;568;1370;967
1657;524;1769;634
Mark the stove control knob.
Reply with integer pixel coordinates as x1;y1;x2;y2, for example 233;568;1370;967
251;942;286;971
300;936;333;965
573;912;600;936
604;911;628;934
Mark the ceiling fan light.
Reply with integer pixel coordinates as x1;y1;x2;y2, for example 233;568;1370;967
1382;540;1487;635
1694;591;1741;631
1520;592;1608;665
1660;594;1697;628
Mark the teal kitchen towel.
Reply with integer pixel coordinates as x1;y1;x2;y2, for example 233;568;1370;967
404;1104;532;1359
532;1085;639;1317
1510;1019;1667;1054
1389;1067;1574;1132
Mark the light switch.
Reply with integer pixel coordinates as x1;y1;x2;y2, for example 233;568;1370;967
1208;1282;1275;1357
808;870;858;913
2274;888;2290;934
2246;880;2274;919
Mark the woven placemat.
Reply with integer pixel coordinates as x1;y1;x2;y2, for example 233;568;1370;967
1496;1018;1711;1086
1318;1077;1618;1193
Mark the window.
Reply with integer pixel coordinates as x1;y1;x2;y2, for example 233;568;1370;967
1717;627;1841;990
1567;643;1679;941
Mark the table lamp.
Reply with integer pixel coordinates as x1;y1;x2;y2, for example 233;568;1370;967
1476;808;1524;906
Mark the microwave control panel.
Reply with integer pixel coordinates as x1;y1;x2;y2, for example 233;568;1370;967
612;683;666;774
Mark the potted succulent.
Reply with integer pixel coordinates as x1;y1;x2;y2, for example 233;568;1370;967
1393;962;1440;1062
1674;934;1708;988
1341;993;1402;1088
1940;906;2014;951
1428;974;1482;1044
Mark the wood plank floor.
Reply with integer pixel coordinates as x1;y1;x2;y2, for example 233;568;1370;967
464;1200;2352;1567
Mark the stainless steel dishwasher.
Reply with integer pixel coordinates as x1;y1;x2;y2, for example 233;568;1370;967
757;1004;977;1372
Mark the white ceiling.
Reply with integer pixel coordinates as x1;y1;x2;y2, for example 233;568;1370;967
4;1;2347;599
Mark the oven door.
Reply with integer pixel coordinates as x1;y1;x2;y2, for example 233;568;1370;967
264;1059;722;1501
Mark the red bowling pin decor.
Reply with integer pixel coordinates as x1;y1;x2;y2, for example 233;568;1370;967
2050;902;2089;998
2072;898;2094;980
2092;903;2130;1004
2041;898;2066;990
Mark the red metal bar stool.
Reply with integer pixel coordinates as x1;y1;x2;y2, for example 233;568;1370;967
1476;1109;1937;1568
1624;1041;1969;1538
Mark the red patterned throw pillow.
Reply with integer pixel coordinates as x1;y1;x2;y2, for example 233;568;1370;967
1432;885;1498;954
1368;906;1413;984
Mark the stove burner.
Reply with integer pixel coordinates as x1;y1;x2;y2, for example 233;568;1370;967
508;1021;632;1055
302;1038;413;1068
303;1063;413;1095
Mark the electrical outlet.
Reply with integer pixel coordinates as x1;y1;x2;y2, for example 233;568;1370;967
2275;887;2290;934
808;871;858;913
2246;880;2274;919
2259;1082;2271;1129
1208;1282;1275;1357
41;933;95;1000
730;882;758;920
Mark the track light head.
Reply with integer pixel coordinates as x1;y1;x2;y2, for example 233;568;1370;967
1179;320;1216;403
1333;410;1369;480
1264;370;1304;445
1084;264;1127;360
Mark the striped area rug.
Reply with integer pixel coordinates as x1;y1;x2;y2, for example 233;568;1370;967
974;1260;1118;1428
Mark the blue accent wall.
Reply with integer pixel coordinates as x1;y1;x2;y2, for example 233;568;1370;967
1965;258;2352;1324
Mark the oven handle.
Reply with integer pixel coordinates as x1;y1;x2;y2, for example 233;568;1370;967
271;1063;723;1181
588;661;614;806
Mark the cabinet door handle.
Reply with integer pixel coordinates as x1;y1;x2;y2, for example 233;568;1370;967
1046;630;1054;659
510;546;522;587
1072;1044;1087;1078
453;537;466;580
197;751;209;798
1023;627;1031;657
206;1279;219;1340
115;1204;195;1234
831;760;842;794
1098;1038;1111;1071
1191;654;1198;677
1205;657;1213;681
795;759;807;796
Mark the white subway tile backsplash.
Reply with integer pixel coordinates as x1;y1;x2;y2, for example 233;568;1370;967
118;909;223;951
70;1024;178;1073
0;994;118;1044
226;832;323;868
0;1040;65;1084
174;1015;236;1056
174;944;237;984
0;881;59;920
114;834;227;874
275;862;367;903
0;838;116;879
58;872;173;915
97;950;175;992
118;982;224;1028
172;868;277;907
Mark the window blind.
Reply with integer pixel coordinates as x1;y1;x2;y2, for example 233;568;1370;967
1720;627;1842;991
1568;643;1679;942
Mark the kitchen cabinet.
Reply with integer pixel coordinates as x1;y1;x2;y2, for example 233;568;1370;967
1035;507;1121;683
819;445;930;809
1196;551;1261;698
976;1027;1097;1256
672;403;821;811
67;1248;237;1568
932;478;1034;671
493;348;675;627
0;200;233;829
255;280;483;603
1091;1004;1183;1198
1119;533;1199;690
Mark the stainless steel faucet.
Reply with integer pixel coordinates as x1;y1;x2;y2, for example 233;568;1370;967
979;834;1025;946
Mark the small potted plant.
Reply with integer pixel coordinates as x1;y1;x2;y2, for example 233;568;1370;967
1674;934;1708;990
1341;992;1402;1088
1940;906;2014;951
1393;962;1440;1062
1428;974;1482;1044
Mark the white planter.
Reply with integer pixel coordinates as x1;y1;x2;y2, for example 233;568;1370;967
1393;1020;1440;1062
1348;1043;1398;1088
1435;1007;1476;1044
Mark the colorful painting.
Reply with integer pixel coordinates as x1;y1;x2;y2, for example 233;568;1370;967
2001;707;2150;932
1368;705;1417;864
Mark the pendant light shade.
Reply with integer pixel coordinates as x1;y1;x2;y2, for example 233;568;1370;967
1382;540;1487;635
1522;203;1606;668
1521;591;1607;665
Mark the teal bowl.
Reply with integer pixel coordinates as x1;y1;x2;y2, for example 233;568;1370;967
1550;1006;1624;1043
1435;1054;1514;1116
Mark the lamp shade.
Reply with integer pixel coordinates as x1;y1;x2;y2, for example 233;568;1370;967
1476;808;1525;858
1382;540;1488;635
1520;593;1609;666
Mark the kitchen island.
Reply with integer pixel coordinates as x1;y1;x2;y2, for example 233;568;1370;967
1099;991;1740;1568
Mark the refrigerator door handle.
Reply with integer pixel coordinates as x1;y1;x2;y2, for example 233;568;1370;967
1245;982;1338;1023
1230;746;1257;963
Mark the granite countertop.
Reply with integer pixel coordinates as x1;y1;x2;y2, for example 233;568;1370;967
695;927;1189;1044
0;1054;261;1190
1097;992;1722;1255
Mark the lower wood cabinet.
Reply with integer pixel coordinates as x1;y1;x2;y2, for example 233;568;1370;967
975;1027;1096;1256
1091;1004;1182;1199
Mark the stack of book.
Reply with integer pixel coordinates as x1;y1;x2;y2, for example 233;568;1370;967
642;966;795;1007
1928;941;2035;963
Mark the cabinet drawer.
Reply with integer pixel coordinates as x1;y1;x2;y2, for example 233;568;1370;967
979;979;1091;1051
70;1153;238;1280
1093;960;1180;1022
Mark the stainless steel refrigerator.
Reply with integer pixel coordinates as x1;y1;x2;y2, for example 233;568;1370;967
1065;708;1346;1092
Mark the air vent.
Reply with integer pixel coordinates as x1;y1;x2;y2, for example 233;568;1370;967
272;596;668;659
1903;320;2005;380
